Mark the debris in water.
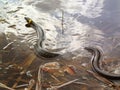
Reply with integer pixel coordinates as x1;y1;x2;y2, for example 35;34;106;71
42;62;60;73
3;42;14;50
0;18;9;23
0;82;15;90
8;25;16;29
6;7;22;13
36;66;43;90
47;79;79;90
64;65;76;75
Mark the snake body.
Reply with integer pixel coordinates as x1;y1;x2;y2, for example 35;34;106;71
24;17;60;58
85;47;120;79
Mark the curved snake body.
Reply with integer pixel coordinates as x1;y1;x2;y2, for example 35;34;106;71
85;47;120;79
24;17;60;58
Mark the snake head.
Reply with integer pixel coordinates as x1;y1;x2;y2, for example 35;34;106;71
84;47;94;54
24;17;33;27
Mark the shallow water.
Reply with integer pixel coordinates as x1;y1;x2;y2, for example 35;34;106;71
0;0;120;89
0;0;120;57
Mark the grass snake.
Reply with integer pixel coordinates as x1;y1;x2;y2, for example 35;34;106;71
85;47;120;79
24;17;60;58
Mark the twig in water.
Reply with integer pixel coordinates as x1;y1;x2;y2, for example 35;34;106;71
61;9;64;34
27;79;35;90
73;81;91;86
3;42;14;50
47;79;79;90
87;70;118;88
12;53;36;88
50;74;61;83
35;65;43;90
0;83;15;90
16;84;28;88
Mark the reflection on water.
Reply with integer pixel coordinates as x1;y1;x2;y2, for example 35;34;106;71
0;0;120;56
0;0;120;89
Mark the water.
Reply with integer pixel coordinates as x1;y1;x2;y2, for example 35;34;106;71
0;0;120;65
0;0;120;56
0;0;120;89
